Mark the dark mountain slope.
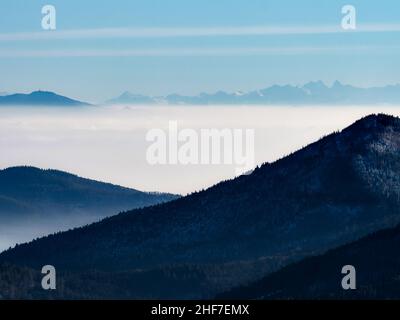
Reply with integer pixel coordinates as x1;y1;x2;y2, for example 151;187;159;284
1;114;400;298
219;222;400;300
6;222;400;300
0;263;219;299
0;91;90;106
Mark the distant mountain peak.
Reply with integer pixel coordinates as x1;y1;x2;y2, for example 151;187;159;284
0;91;90;106
118;91;143;98
332;80;342;86
303;80;328;90
30;90;57;96
107;91;156;104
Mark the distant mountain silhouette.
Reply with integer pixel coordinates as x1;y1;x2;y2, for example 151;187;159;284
0;91;90;106
0;166;179;250
1;114;400;299
218;222;400;299
106;91;160;105
0;166;178;219
108;82;400;105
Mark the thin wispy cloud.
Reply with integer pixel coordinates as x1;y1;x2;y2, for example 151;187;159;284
0;45;398;58
0;24;400;41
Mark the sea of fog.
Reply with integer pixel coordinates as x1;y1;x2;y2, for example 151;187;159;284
1;105;400;251
1;105;400;195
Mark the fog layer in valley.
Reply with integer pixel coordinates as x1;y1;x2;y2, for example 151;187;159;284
0;214;100;251
1;105;400;195
1;105;399;250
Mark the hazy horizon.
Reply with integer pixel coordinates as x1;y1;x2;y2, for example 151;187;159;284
1;0;399;102
3;79;400;105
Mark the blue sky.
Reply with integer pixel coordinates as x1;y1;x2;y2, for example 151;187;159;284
0;0;399;103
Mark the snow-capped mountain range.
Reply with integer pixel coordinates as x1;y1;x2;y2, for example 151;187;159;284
107;81;400;105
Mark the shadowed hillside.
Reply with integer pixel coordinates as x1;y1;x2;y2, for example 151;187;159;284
218;222;400;300
0;166;179;220
0;167;179;251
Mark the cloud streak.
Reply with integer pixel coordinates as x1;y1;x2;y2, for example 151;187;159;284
0;24;400;41
0;45;398;58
